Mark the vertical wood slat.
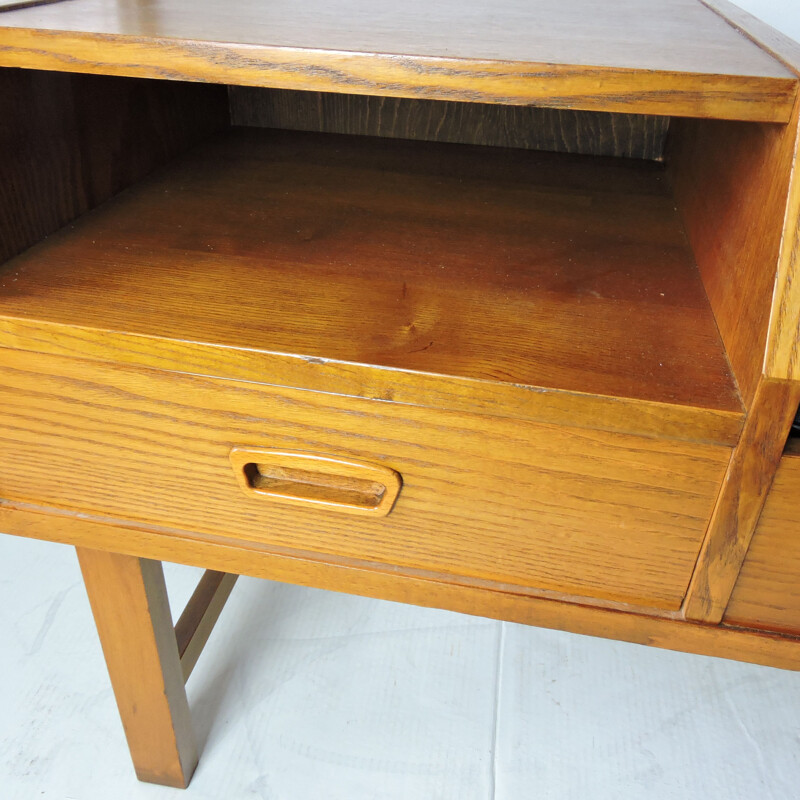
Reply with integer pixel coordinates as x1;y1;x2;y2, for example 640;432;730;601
764;119;800;384
683;378;800;623
229;86;670;160
76;548;198;788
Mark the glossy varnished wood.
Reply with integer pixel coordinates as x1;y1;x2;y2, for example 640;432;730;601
667;3;800;631
701;0;800;73
0;347;731;610
76;548;197;787
724;448;800;635
0;68;228;264
764;136;800;384
229;448;403;518
697;3;800;388
668;105;800;407
0;128;743;444
10;507;796;670
229;88;671;160
683;378;800;623
0;0;795;121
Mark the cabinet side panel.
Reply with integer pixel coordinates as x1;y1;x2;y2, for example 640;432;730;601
228;87;670;160
667;105;799;406
700;1;800;386
0;68;228;263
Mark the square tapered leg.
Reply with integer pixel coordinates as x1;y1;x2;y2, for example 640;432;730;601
77;548;198;788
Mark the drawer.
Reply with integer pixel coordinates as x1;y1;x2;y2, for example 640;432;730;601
725;445;800;633
0;348;731;610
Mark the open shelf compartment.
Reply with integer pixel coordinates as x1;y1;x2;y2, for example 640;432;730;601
0;127;743;444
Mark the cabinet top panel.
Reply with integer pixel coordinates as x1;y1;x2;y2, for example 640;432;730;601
0;0;795;121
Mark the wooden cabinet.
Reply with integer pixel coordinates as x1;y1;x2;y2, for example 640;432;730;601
1;0;800;788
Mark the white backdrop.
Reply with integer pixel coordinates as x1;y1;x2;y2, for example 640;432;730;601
734;0;800;44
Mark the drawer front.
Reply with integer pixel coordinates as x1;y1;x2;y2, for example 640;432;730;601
0;348;730;609
725;449;800;633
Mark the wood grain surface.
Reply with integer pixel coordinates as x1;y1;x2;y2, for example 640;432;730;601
0;68;227;264
724;451;800;635
229;448;403;518
0;128;743;444
764;112;800;384
693;1;800;391
683;378;800;623
0;347;732;610
668;104;800;407
77;548;197;787
229;88;671;160
701;0;800;74
0;0;795;121
6;505;796;670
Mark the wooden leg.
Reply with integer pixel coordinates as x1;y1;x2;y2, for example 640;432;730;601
76;547;198;788
176;570;238;682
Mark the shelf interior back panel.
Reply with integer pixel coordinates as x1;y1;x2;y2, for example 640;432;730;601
0;128;743;443
0;0;795;121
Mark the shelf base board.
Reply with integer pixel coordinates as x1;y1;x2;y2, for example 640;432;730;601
4;500;799;671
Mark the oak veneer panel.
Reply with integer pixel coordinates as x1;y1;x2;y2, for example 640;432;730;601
724;450;800;634
0;0;795;121
0;68;228;264
701;0;800;75
668;106;799;407
764;140;800;384
229;88;671;160
0;348;731;610
0;128;743;444
700;1;800;391
763;90;800;390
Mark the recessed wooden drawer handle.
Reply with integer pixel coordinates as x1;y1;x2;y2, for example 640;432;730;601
229;448;402;517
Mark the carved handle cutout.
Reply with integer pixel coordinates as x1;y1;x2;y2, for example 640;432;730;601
229;448;401;517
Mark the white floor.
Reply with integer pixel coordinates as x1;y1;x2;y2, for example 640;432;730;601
1;536;798;799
